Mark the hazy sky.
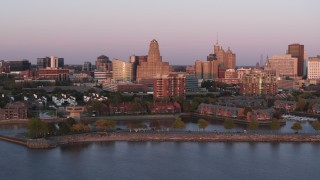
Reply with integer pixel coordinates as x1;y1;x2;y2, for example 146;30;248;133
0;0;319;65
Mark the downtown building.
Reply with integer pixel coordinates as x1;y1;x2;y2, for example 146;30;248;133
95;55;112;72
136;39;171;81
308;56;320;80
194;60;219;80
239;70;277;95
211;42;236;69
37;56;64;69
153;73;186;99
264;54;298;77
287;44;305;77
112;59;132;82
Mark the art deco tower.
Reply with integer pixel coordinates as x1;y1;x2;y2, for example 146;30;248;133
136;39;170;81
147;39;161;63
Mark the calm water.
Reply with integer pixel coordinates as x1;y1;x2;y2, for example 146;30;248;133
1;121;320;180
1;140;320;180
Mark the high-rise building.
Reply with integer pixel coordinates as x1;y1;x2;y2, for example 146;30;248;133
95;55;112;72
0;60;10;73
194;60;218;80
212;43;236;69
264;55;298;77
130;55;147;81
153;73;186;99
37;56;64;69
308;57;320;80
37;57;51;68
112;59;132;82
136;39;171;81
82;62;92;72
287;44;304;76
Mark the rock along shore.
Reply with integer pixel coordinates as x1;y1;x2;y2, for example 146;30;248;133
57;133;320;145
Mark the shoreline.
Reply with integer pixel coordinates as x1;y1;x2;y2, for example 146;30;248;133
2;133;320;149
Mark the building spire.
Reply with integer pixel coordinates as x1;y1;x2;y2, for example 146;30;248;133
216;32;219;45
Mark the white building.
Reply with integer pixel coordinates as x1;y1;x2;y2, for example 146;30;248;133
308;56;320;80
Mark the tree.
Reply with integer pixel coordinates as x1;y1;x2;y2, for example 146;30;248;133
311;120;320;132
248;120;259;130
70;123;91;132
270;118;281;130
224;118;235;130
95;120;116;131
172;118;185;129
27;118;49;139
291;122;302;133
198;119;209;131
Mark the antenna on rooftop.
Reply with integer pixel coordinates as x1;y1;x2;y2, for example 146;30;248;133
216;32;219;45
260;54;263;67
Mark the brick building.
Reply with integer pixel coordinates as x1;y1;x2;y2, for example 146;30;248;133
0;102;28;120
153;73;186;99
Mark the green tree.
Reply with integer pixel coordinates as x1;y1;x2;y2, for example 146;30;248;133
311;120;320;132
224;118;235;130
172;118;185;129
27;118;49;139
198;119;209;131
70;123;91;132
291;122;302;133
270;118;281;130
248;120;259;130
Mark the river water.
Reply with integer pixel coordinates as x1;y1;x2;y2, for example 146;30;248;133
1;121;320;180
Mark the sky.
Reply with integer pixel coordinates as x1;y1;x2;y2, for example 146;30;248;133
0;0;319;66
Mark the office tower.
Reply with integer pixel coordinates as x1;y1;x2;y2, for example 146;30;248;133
212;43;236;69
265;55;298;77
112;59;132;82
130;55;148;81
287;44;304;76
95;55;112;72
136;39;171;81
37;57;51;68
308;57;320;80
82;62;92;71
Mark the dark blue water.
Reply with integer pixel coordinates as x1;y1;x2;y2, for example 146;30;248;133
1;138;320;180
1;122;320;180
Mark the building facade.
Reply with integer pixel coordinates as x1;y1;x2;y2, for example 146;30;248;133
287;44;304;77
38;68;70;81
136;39;171;81
265;55;298;77
112;59;132;82
0;102;28;120
194;60;218;80
95;55;112;72
153;73;186;99
213;43;236;69
82;61;92;72
240;71;277;95
308;56;320;80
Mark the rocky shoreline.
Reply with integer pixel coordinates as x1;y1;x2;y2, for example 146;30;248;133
57;133;320;145
3;133;320;149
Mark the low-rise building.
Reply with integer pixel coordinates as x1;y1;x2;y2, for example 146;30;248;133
274;100;297;112
198;103;245;118
52;94;77;106
0;102;28;120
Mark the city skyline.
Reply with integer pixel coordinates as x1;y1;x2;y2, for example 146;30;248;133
1;0;319;65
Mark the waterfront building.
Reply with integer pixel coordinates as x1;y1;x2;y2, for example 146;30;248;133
0;102;28;120
153;73;186;99
287;44;304;76
265;55;298;77
112;59;132;82
136;39;171;81
308;56;320;80
95;55;112;72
